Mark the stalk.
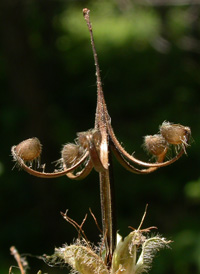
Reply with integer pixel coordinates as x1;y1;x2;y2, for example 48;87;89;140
83;8;117;264
99;140;116;265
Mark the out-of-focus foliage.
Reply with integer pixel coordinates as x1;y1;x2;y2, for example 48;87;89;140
0;0;200;273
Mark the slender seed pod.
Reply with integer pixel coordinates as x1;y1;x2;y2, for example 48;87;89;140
15;137;42;161
160;121;191;145
61;143;84;168
144;134;168;156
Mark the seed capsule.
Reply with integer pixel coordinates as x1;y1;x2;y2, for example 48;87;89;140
61;143;84;168
15;137;42;161
160;121;191;145
144;134;167;156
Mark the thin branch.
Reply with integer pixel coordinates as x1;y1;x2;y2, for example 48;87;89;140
61;210;89;243
89;208;102;234
10;246;26;274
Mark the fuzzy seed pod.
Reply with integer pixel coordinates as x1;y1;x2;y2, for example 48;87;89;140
160;121;191;145
144;134;167;156
15;137;42;161
61;143;84;168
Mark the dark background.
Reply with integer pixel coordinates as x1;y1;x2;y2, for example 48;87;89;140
1;0;200;273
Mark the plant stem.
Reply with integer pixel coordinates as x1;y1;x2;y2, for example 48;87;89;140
99;141;116;265
83;8;117;263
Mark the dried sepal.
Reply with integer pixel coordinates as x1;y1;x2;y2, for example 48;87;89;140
77;129;105;172
61;143;84;168
77;129;101;151
144;134;168;157
11;138;42;170
160;121;191;146
14;137;42;162
46;240;109;274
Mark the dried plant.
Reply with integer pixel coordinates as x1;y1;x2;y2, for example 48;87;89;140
11;8;191;274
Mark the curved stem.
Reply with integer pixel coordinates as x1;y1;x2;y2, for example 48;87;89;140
111;143;168;174
108;123;185;168
66;159;93;180
12;146;90;178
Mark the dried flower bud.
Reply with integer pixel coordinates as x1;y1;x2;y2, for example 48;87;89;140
15;137;42;161
61;143;84;168
160;121;191;145
144;134;167;156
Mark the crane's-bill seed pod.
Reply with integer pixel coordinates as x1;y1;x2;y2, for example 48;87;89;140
160;121;191;145
144;134;168;156
14;137;42;161
61;143;84;168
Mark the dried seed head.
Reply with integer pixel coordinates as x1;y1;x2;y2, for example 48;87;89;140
92;130;101;148
160;121;191;145
77;132;89;149
61;143;84;168
144;134;167;156
15;137;42;161
77;129;101;149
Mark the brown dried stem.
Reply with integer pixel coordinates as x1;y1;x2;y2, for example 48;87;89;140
10;246;26;274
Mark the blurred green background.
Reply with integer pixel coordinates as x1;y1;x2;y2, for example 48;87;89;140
1;0;200;273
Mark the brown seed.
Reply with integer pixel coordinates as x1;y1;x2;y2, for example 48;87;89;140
160;121;191;145
144;134;167;156
61;143;84;168
15;137;42;161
